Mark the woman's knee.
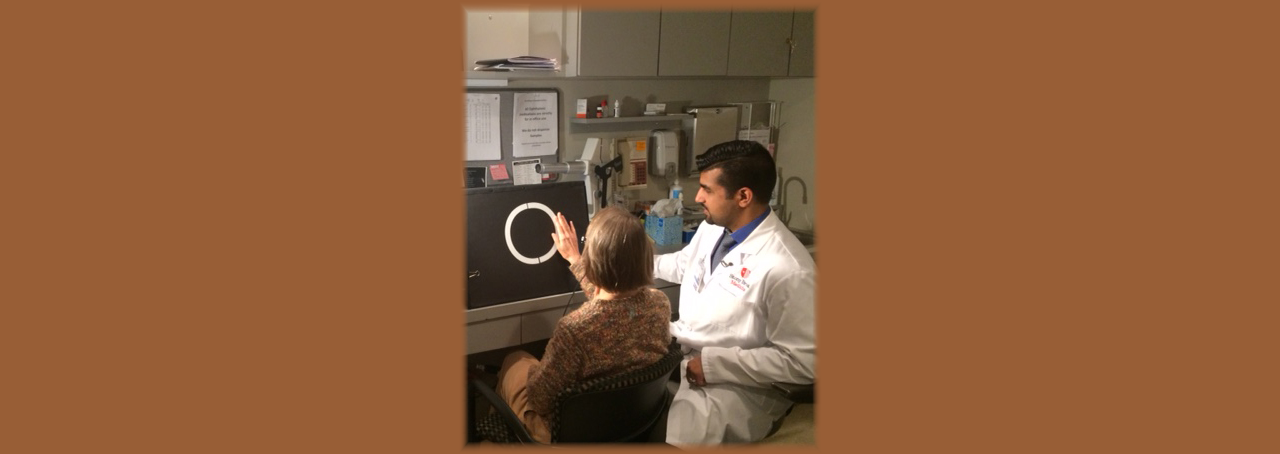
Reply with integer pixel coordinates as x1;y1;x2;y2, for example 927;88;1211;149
499;350;537;376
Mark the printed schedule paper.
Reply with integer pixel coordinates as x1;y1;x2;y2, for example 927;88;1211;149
512;92;557;157
466;93;501;161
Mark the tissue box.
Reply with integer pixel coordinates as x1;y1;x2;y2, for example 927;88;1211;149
645;215;683;245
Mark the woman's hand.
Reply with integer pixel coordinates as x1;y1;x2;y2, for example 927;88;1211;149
551;212;580;266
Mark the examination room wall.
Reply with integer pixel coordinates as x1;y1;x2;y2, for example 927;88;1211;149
769;78;816;232
501;77;815;223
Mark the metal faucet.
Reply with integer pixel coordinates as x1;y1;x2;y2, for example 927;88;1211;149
780;175;808;226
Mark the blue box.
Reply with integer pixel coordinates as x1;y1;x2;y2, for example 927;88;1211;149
645;215;683;246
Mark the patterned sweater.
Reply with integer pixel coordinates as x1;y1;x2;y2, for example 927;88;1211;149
525;263;672;418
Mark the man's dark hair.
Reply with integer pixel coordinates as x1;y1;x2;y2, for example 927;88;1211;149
695;140;776;205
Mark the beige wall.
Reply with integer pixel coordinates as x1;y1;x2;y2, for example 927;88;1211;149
770;78;816;232
503;77;775;205
465;8;816;228
472;77;815;224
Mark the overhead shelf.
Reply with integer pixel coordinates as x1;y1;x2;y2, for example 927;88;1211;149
569;114;691;125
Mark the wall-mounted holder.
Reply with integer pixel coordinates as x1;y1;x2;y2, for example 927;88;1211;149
569;113;691;128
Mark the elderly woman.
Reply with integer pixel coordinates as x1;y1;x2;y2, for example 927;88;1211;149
493;206;673;444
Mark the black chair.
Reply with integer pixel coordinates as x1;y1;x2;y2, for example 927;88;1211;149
770;381;815;404
471;342;684;444
759;380;815;440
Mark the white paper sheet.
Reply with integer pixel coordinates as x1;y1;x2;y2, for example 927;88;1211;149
738;128;772;148
512;92;558;157
466;93;501;161
512;159;542;185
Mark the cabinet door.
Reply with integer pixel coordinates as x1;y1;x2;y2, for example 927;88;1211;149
522;306;580;344
464;10;531;72
727;10;794;77
577;11;661;76
465;317;522;355
788;10;815;77
658;11;731;76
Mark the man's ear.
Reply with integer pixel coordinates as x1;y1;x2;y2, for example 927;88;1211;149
736;187;754;208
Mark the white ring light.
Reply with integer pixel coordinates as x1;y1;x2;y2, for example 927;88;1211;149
504;202;558;265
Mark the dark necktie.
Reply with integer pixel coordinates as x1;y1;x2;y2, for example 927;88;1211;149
710;233;737;272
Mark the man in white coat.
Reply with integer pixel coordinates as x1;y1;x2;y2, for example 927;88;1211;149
655;140;816;445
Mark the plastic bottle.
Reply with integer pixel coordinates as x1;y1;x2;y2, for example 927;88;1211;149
669;181;683;202
613;99;621;118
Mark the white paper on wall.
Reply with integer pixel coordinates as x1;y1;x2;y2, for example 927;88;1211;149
466;93;502;161
512;92;558;157
512;158;542;185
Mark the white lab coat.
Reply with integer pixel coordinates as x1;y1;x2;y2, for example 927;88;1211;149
654;210;816;444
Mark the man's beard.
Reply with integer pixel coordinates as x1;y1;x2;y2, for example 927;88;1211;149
701;204;719;226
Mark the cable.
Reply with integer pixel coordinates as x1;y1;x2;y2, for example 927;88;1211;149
561;289;577;317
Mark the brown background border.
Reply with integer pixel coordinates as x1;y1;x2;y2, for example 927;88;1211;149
5;0;1278;452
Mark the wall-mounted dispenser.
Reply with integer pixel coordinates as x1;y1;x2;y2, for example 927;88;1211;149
648;129;681;177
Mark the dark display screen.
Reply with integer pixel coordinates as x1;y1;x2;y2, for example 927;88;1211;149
465;182;590;310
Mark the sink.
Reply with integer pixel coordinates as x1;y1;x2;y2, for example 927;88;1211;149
789;229;815;246
789;229;816;260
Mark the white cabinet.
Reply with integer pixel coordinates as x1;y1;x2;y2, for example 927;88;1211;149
465;316;522;355
465;280;681;354
657;9;814;77
528;8;663;77
464;10;533;72
727;11;796;76
658;11;732;76
665;9;814;77
576;11;662;76
464;8;814;78
788;10;815;77
725;10;815;77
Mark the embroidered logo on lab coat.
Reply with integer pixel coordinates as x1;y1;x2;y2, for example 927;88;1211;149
723;271;751;294
740;267;751;278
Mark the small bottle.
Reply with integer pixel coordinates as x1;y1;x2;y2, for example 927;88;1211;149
613;99;621;118
595;102;603;118
669;181;682;202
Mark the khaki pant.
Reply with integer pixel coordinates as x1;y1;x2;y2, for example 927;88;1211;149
495;350;553;444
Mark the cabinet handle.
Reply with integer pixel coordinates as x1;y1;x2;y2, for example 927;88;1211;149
785;37;797;54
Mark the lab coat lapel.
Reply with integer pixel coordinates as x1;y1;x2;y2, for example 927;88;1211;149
693;223;726;291
726;210;783;269
697;224;726;266
708;211;782;283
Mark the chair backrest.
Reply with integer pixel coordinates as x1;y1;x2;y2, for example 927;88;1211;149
550;343;683;443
